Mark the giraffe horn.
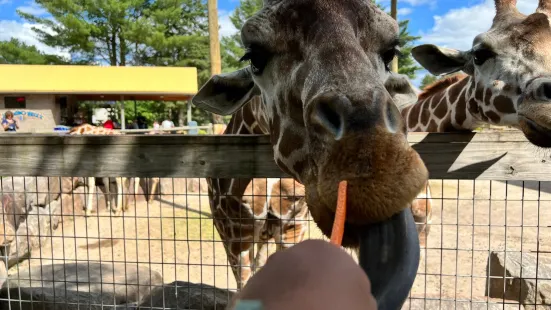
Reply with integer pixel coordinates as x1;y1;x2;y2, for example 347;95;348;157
494;0;517;14
537;0;551;15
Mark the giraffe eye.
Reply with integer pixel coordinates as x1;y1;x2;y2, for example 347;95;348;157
284;196;303;202
240;45;271;75
381;46;402;71
473;48;495;66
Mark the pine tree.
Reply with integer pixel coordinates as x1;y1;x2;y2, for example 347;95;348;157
222;0;422;79
419;74;438;90
0;38;70;64
19;0;213;125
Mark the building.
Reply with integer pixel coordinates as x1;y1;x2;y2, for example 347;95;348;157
0;64;198;132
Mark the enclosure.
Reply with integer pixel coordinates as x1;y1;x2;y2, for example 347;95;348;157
0;131;550;309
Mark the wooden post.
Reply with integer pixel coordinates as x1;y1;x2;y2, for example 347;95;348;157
390;0;399;73
208;0;221;76
207;0;225;125
120;95;126;130
187;99;192;124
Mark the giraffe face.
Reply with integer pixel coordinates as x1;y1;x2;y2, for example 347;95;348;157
413;0;551;147
193;0;427;305
242;178;306;220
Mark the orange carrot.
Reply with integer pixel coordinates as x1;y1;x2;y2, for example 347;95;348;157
330;180;347;246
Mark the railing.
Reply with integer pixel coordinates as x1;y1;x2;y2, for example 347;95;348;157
0;131;549;309
4;123;215;135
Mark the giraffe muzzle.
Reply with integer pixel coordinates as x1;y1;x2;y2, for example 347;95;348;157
357;207;420;310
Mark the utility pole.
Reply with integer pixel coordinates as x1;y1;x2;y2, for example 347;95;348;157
390;0;399;73
207;0;224;125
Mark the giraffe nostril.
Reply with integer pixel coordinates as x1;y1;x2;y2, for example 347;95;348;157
535;81;551;101
309;93;348;140
542;82;551;100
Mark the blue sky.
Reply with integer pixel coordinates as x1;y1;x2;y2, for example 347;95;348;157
0;0;542;86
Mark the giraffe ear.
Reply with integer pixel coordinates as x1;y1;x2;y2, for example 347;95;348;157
385;72;419;110
192;67;260;116
412;44;471;76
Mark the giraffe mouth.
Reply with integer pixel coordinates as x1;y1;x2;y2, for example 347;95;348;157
518;115;551;148
357;207;420;310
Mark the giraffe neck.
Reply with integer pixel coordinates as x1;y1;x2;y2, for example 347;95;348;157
225;96;269;135
211;96;269;206
401;75;519;133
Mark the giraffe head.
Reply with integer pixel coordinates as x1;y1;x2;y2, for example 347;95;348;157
413;0;551;147
193;0;427;304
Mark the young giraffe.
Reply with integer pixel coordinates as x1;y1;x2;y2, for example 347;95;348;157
241;176;309;277
69;124;140;216
193;1;429;305
407;0;551;245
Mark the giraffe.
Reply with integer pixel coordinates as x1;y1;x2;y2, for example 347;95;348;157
69;124;140;216
405;0;551;245
143;129;166;202
192;1;430;307
241;177;309;276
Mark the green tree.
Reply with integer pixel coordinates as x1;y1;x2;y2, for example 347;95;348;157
18;0;150;66
396;19;422;79
130;0;212;125
371;1;421;79
220;0;262;72
419;74;438;90
0;38;70;64
222;0;422;79
19;0;214;125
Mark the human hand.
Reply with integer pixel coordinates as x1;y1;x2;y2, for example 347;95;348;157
229;239;377;310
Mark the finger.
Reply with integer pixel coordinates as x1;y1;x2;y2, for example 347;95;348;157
232;239;377;310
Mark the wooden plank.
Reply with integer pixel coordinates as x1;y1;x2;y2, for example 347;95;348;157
0;132;549;181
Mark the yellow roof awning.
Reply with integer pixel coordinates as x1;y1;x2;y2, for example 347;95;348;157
0;64;198;99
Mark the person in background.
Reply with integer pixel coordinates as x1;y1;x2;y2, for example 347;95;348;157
131;119;139;129
153;120;160;130
137;115;147;129
2;111;19;132
103;118;115;129
161;118;174;129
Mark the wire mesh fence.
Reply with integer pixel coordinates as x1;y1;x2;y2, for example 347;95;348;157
0;175;549;309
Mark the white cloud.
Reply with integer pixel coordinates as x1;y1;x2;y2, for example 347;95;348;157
218;9;238;39
0;0;12;5
401;0;434;5
379;0;436;10
17;1;48;16
411;69;429;89
418;0;538;51
398;8;413;16
0;20;69;58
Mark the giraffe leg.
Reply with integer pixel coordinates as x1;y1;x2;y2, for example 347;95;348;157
224;242;254;290
113;177;124;216
249;222;267;275
101;177;111;212
134;177;140;208
411;181;433;248
123;177;137;212
84;177;95;217
148;178;159;202
252;239;272;271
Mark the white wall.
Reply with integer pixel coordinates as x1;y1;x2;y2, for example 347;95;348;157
0;94;59;132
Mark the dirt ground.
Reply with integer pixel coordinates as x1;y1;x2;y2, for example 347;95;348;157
8;179;551;307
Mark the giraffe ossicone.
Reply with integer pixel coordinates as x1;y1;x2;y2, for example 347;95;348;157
192;0;429;306
406;0;551;247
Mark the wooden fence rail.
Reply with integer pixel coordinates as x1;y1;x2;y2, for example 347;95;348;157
0;132;549;181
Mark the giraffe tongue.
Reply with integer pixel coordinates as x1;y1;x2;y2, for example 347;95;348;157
357;207;420;310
